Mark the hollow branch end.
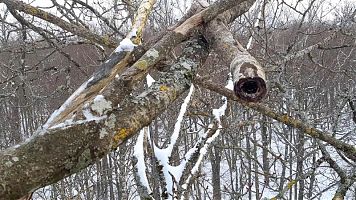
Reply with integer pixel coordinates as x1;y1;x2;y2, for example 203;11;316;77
234;77;267;102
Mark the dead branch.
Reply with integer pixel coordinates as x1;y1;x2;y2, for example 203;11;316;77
203;1;267;102
194;77;356;162
1;0;118;48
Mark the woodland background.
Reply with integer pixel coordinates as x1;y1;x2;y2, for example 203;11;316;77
0;0;355;199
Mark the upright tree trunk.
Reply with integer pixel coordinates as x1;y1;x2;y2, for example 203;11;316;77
261;115;270;186
253;128;260;199
210;145;222;200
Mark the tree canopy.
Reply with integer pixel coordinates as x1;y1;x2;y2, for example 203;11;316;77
0;0;355;199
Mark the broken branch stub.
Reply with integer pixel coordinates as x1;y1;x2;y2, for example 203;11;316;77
231;52;267;102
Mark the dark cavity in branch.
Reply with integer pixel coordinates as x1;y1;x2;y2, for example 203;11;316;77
234;77;266;102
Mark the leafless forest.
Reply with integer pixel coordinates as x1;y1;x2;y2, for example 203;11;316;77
0;0;355;199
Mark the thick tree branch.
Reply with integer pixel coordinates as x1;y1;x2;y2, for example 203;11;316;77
203;2;267;102
0;0;254;198
44;0;250;128
194;77;356;162
44;0;156;128
0;37;208;200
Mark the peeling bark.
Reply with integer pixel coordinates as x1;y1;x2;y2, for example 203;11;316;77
203;4;267;102
0;37;208;200
0;0;275;198
42;0;249;128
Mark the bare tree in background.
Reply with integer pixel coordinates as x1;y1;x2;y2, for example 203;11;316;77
0;0;355;199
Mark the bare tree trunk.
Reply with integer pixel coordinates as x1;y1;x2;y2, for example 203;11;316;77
108;155;115;200
253;128;260;199
261;115;270;186
296;129;305;200
210;145;221;200
289;129;294;200
246;124;252;200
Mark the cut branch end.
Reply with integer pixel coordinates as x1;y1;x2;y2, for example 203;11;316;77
234;76;267;102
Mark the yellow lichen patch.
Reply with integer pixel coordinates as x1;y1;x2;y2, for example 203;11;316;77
25;6;39;15
159;85;169;92
43;12;49;20
113;128;133;144
305;128;315;136
135;60;148;70
290;119;299;127
114;128;126;141
113;134;122;143
280;114;289;123
103;35;111;46
287;180;296;189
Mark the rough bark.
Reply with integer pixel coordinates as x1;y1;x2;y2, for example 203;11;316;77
43;0;156;128
0;0;255;198
203;6;266;102
210;146;222;200
194;78;356;162
0;37;208;200
43;0;249;128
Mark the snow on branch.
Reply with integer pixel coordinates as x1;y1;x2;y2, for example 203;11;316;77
133;129;154;199
180;124;221;199
194;77;356;162
0;37;208;200
167;85;195;155
138;73;232;199
41;0;156;128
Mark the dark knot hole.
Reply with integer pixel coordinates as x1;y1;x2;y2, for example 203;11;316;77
242;81;258;94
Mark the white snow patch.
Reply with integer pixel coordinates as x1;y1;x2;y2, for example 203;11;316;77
225;76;234;90
146;74;155;87
166;85;194;155
114;38;137;52
83;108;95;120
48;115;106;130
212;103;227;122
91;95;112;115
133;130;152;194
12;157;19;162
128;28;138;38
97;45;105;51
43;76;94;129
